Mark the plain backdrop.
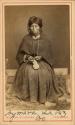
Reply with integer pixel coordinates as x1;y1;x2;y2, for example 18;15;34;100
5;5;70;71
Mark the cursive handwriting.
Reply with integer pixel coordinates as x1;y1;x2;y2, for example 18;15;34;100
35;115;45;121
5;110;67;122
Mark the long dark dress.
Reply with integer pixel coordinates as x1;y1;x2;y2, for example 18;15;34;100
14;33;62;103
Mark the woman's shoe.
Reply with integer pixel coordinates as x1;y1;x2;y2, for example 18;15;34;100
45;101;56;107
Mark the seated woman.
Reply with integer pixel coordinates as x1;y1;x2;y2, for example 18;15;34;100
14;16;63;106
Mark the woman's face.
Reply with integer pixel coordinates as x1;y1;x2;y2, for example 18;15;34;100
30;23;40;36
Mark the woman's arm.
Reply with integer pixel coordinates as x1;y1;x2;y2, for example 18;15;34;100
16;38;28;65
16;50;25;65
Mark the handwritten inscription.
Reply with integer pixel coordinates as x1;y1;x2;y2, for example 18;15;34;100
35;115;45;121
4;110;68;122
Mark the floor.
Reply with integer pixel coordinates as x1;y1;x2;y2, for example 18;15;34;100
5;75;71;110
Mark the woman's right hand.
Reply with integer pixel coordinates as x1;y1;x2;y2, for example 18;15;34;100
28;56;34;62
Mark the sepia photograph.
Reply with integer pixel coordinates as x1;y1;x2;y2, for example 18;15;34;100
5;5;70;110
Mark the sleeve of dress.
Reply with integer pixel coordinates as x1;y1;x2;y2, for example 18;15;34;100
48;42;54;67
42;40;54;69
16;38;26;65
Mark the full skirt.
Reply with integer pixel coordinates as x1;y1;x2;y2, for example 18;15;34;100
14;61;61;103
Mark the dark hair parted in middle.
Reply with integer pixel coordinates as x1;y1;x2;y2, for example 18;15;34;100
28;16;43;28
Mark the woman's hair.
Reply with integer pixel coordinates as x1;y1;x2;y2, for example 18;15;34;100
28;16;43;28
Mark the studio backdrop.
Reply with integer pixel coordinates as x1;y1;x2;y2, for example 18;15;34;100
5;5;70;71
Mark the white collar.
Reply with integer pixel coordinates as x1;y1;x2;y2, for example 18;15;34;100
32;34;40;40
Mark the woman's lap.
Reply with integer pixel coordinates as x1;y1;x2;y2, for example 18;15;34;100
15;61;56;103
